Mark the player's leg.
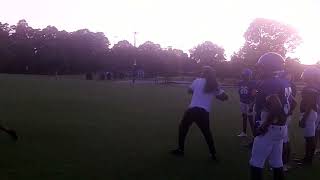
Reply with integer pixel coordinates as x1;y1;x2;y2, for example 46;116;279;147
242;113;248;134
250;135;273;180
282;142;290;171
172;108;195;156
315;129;320;155
302;136;316;165
315;119;320;155
194;109;217;160
269;140;285;180
239;103;248;137
251;166;263;180
282;117;291;171
299;113;317;165
248;112;255;136
245;111;260;149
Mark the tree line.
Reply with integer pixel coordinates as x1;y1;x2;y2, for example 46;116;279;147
0;18;305;78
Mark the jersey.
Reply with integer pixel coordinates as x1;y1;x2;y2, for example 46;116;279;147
255;77;292;117
189;78;224;112
238;80;256;104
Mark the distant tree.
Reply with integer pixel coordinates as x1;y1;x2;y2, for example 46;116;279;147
235;18;302;66
111;40;136;71
0;22;13;72
189;41;225;66
162;47;189;76
137;41;164;74
9;19;37;73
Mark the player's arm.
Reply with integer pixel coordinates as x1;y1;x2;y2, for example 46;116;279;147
188;79;196;94
248;88;258;112
257;94;282;135
215;89;228;101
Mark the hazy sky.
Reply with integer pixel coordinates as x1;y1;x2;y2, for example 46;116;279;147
1;0;320;64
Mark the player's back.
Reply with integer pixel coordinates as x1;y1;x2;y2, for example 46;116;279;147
189;78;215;112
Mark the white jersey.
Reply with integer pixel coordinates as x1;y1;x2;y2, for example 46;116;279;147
189;78;224;112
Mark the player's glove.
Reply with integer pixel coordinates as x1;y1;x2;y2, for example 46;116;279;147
256;125;268;136
216;93;228;101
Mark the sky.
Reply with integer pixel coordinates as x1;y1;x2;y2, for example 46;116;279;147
1;0;320;64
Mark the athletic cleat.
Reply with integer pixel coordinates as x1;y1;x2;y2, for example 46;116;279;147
283;165;291;172
296;162;312;167
237;132;247;137
210;154;219;162
170;149;184;157
295;158;312;167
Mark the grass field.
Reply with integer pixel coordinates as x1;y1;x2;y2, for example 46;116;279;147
0;75;319;180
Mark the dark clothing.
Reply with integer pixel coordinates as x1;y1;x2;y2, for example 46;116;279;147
178;107;216;155
255;77;291;115
300;86;318;113
238;80;256;104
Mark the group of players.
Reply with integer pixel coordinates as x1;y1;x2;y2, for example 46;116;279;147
238;53;320;179
172;52;320;180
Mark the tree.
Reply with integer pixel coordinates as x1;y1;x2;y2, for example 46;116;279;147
234;18;302;66
111;40;136;71
189;41;225;66
0;22;13;72
137;41;164;74
9;19;37;73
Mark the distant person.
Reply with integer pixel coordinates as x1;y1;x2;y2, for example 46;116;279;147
106;72;112;80
250;53;290;180
171;66;228;161
280;71;297;171
296;67;319;166
237;68;256;137
55;71;59;80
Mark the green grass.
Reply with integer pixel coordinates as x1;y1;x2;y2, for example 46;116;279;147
0;74;319;180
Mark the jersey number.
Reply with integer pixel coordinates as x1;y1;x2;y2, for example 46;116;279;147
240;86;249;95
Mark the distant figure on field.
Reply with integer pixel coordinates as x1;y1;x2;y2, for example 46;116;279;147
237;68;256;137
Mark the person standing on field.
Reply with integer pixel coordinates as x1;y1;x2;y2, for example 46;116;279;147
296;67;320;166
250;52;291;180
280;71;297;171
238;68;257;137
171;66;228;161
